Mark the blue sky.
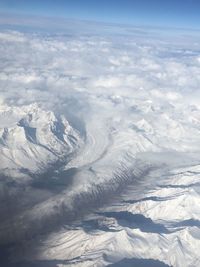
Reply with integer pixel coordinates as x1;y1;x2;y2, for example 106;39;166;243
0;0;200;29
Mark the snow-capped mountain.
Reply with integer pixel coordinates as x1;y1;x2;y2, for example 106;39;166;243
0;103;82;178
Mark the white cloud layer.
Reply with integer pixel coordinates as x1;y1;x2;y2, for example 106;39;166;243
1;28;200;186
0;27;200;186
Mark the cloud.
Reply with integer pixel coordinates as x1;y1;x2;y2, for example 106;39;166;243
0;28;200;150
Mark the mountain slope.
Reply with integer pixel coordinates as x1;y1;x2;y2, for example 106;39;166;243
0;103;82;179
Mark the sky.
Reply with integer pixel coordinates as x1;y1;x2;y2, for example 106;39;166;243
0;0;200;29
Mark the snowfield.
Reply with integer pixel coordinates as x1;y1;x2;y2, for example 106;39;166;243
0;23;200;267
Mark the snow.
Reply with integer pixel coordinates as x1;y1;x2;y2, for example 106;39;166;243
0;103;82;177
34;165;200;267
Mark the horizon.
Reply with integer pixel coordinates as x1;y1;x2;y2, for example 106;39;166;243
0;0;200;30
